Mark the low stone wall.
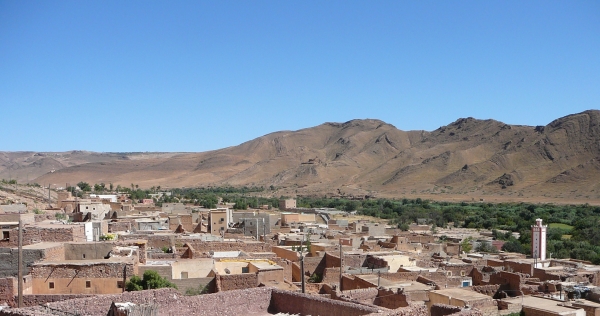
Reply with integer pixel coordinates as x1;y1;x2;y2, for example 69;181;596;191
21;294;94;307
269;289;380;316
0;287;274;316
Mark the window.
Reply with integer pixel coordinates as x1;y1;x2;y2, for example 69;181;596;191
446;271;452;277
220;218;224;222
82;254;86;259
242;267;249;273
460;271;466;277
86;281;91;288
117;281;124;288
2;231;8;240
49;282;55;289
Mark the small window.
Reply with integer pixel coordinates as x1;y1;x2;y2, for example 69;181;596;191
82;254;86;259
460;271;466;277
117;281;124;288
242;267;249;273
2;231;9;240
86;281;91;288
49;282;55;289
446;271;452;277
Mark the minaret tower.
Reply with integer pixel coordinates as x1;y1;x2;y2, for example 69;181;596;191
531;218;547;263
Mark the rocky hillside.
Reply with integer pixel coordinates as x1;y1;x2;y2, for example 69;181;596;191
17;110;600;202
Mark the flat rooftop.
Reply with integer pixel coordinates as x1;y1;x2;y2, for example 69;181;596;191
504;296;582;313
430;288;493;302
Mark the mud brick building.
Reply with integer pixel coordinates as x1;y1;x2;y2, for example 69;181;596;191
29;257;136;295
0;223;86;247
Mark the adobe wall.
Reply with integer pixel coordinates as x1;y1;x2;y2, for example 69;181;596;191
181;240;272;253
271;246;299;262
30;261;135;294
323;267;341;285
334;287;378;305
3;225;85;247
63;242;113;260
489;271;524;292
0;277;16;307
471;284;500;297
431;304;463;316
504;261;533;275
303;255;326;276
120;233;174;250
342;275;378;291
108;221;132;233
570;301;600;316
381;272;420;281
0;246;64;278
442;263;474;277
171;277;215;294
257;268;284;285
271;258;293;282
216;273;258;292
375;288;410;309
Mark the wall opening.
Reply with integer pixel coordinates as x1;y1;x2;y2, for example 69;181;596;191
86;280;91;288
2;231;8;240
49;282;55;289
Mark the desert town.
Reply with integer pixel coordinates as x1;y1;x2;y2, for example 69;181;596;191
0;190;598;316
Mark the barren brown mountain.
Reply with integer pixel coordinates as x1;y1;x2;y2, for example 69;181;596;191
6;110;600;202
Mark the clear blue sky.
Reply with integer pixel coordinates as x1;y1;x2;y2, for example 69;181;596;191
1;1;598;152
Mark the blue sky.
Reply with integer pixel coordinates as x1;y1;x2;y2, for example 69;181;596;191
1;1;599;152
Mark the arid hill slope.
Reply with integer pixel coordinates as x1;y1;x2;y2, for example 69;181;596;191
23;110;600;201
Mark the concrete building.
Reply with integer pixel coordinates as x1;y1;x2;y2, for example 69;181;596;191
279;199;296;210
209;208;232;236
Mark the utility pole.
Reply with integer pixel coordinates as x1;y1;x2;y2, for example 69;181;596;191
339;238;343;291
300;234;305;294
18;219;23;308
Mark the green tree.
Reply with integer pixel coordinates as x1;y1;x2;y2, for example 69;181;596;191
125;270;177;291
501;239;524;253
77;182;91;192
460;237;473;253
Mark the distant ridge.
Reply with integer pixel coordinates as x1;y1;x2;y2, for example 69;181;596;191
4;110;600;202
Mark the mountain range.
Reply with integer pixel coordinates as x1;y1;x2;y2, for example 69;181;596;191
3;110;600;203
